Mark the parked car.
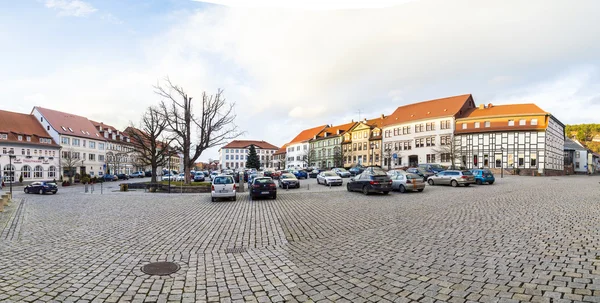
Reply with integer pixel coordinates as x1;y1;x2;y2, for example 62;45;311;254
427;170;475;187
471;169;495;185
308;169;319;178
129;171;144;178
24;181;58;194
278;173;300;188
250;177;277;199
145;171;152;177
161;173;176;181
316;171;343;186
271;171;282;179
210;171;219;180
193;172;206;182
116;173;130;180
102;174;116;182
175;173;186;182
291;170;308;179
346;167;392;195
332;168;351;178
222;169;234;175
418;163;445;174
263;170;273;178
211;175;237;202
349;166;365;176
389;171;425;193
407;167;435;181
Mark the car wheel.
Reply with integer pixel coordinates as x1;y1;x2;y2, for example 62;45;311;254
417;189;424;192
362;186;369;195
451;180;458;187
316;179;320;185
464;184;470;187
476;179;483;185
399;185;406;193
346;183;352;192
428;179;434;185
489;181;494;185
39;189;44;195
211;197;216;202
233;196;236;201
382;191;389;195
296;184;300;189
325;180;328;186
272;193;277;199
24;188;29;194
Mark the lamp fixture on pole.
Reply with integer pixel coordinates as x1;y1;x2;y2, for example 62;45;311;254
8;151;16;196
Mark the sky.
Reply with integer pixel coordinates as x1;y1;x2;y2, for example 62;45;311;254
2;0;600;162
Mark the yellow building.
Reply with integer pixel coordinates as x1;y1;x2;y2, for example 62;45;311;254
342;116;385;168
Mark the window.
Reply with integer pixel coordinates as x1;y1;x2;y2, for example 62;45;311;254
48;166;56;178
440;120;451;130
33;165;43;178
353;143;357;151
518;157;524;166
61;137;70;145
426;154;436;163
576;162;580;168
474;122;480;128
3;164;15;182
41;117;44;122
484;121;490;128
90;142;95;149
473;155;478;166
575;151;580;158
441;153;451;162
89;154;95;161
99;155;105;161
519;119;526;126
83;140;86;147
22;165;32;179
531;119;538;126
508;120;514;126
462;123;467;129
18;135;22;141
98;143;105;150
26;136;31;142
358;143;362;151
363;142;367;150
47;126;50;131
531;156;537;166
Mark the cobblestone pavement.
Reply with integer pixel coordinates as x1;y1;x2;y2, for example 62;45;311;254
1;175;599;302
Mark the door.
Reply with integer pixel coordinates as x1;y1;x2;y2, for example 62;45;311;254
80;166;86;176
409;155;418;167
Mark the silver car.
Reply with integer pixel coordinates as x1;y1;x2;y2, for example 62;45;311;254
211;175;237;201
317;171;343;186
333;168;351;178
278;173;299;189
389;171;425;193
427;170;475;187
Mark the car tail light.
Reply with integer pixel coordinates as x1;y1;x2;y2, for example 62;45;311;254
269;183;276;187
253;185;260;188
211;185;215;191
461;176;468;179
369;181;380;185
233;184;237;190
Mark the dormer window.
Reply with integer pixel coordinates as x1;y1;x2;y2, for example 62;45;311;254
61;126;67;131
18;135;23;141
508;120;515;126
485;121;490;127
462;123;467;129
519;119;526;126
0;133;7;140
68;127;73;132
531;119;538;126
474;122;480;128
26;136;31;142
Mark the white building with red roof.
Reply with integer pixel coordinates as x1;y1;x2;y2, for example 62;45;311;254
32;107;109;178
0;109;61;184
218;140;279;170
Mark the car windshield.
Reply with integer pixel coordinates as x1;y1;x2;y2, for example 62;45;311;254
366;167;387;176
336;168;347;172
254;178;273;184
281;173;295;179
462;171;474;175
430;164;443;169
213;176;233;184
406;174;421;179
323;172;337;176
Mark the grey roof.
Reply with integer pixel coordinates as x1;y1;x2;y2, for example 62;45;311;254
564;137;585;151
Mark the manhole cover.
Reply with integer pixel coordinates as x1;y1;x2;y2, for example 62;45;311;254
141;262;180;275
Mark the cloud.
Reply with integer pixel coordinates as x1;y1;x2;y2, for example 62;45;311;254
194;0;419;10
44;0;97;17
101;13;123;25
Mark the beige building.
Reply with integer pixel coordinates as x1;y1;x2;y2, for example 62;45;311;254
342;116;384;168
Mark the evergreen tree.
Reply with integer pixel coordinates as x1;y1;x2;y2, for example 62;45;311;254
246;145;260;169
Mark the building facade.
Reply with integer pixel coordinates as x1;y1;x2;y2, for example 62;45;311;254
0;110;61;184
564;137;590;174
455;103;565;175
272;144;287;170
219;140;279;170
286;125;327;169
309;122;354;169
382;94;476;169
32;107;108;178
342;117;384;168
92;121;136;175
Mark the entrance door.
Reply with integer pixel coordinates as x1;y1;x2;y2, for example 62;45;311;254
80;166;87;175
409;155;418;167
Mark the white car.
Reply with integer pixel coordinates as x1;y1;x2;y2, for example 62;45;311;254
209;171;219;180
316;171;343;186
211;175;236;202
161;173;176;181
175;173;186;181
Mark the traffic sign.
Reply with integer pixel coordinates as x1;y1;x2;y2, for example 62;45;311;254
392;153;398;159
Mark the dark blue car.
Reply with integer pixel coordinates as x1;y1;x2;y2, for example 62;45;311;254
349;166;364;176
470;169;495;185
24;181;58;194
291;170;308;179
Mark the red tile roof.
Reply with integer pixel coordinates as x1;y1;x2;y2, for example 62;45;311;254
458;103;547;119
90;120;130;144
315;122;357;139
0;110;59;147
289;125;328;144
222;140;279;150
34;107;103;140
383;94;474;126
274;143;288;155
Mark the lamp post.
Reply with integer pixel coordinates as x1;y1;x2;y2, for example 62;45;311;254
370;143;374;165
8;151;16;196
501;146;504;179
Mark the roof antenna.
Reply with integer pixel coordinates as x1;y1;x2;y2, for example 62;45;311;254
357;109;363;121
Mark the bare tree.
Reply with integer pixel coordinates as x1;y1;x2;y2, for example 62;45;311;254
105;151;132;175
332;146;343;168
342;144;354;168
301;144;316;168
126;106;174;183
432;135;463;169
155;77;243;184
382;147;394;170
61;148;83;183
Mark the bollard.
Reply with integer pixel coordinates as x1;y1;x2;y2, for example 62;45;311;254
0;196;5;212
329;182;332;189
2;194;9;206
307;184;310;191
101;182;103;194
85;184;89;193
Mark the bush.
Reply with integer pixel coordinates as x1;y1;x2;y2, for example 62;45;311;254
81;175;90;184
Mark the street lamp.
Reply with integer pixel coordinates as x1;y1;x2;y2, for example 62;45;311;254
8;151;16;196
370;143;375;165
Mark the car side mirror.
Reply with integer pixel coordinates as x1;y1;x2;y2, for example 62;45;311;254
350;177;354;181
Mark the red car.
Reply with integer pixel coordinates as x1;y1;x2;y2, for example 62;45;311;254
271;171;282;179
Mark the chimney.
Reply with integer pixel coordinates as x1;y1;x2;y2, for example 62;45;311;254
380;114;384;119
351;119;354;123
363;118;367;123
487;103;493;108
478;104;485;109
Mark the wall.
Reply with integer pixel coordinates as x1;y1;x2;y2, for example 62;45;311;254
1;143;61;182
